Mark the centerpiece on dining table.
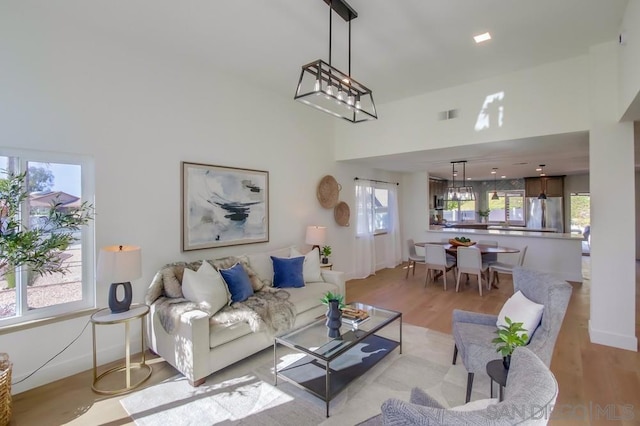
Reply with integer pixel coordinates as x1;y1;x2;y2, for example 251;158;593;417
448;236;477;247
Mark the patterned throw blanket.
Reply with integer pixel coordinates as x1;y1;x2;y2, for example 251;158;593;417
154;289;296;337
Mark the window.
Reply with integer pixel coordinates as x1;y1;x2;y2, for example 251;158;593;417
372;188;389;233
486;190;525;225
0;149;95;326
443;200;477;222
355;185;391;234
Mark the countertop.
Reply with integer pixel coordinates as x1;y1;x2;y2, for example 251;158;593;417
428;227;582;241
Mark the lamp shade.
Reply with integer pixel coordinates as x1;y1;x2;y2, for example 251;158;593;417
305;226;327;246
97;245;142;284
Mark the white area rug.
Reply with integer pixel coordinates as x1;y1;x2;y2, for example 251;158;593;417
120;324;490;425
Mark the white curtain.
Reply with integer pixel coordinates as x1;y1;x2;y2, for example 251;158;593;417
385;183;402;268
354;182;376;279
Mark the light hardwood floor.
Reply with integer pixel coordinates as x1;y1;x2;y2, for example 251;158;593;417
10;257;640;425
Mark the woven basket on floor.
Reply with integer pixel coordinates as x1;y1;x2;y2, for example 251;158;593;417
0;353;11;426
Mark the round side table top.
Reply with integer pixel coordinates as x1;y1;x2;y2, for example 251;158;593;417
91;304;150;324
486;359;509;387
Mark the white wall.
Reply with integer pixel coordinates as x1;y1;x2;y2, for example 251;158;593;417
588;42;637;351
619;0;640;121
0;10;389;393
334;56;590;161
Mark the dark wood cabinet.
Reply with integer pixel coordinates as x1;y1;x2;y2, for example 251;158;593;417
429;178;447;208
524;176;564;197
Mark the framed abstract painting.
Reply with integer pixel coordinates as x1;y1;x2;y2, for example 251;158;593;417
182;162;269;250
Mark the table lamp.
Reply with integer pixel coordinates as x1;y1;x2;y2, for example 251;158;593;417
97;245;142;313
305;225;326;256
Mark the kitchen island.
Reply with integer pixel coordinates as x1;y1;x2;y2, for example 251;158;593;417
424;228;583;282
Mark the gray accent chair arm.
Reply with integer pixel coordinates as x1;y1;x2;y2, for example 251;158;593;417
452;309;498;326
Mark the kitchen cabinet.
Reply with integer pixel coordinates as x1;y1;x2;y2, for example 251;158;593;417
429;178;447;209
524;176;564;197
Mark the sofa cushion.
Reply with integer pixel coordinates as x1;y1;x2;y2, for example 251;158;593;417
212;256;265;292
497;290;544;344
219;263;254;303
286;281;339;314
271;256;305;288
182;262;230;316
209;320;253;348
245;252;274;286
290;247;323;283
161;267;184;298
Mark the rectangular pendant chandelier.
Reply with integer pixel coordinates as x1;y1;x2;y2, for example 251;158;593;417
294;0;377;123
444;160;476;202
295;59;377;123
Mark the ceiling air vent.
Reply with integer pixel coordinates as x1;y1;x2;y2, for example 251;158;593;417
438;109;459;121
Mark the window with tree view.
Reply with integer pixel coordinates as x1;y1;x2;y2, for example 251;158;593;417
443;200;476;222
0;150;95;325
486;190;525;225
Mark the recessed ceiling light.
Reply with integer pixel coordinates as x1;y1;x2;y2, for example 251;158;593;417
467;177;472;180
474;32;492;44
501;175;506;179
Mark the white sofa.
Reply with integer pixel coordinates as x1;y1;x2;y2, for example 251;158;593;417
145;247;345;386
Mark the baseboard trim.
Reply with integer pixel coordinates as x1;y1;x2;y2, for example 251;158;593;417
588;320;638;352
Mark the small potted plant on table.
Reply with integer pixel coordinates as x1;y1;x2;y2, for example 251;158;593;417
491;316;528;369
477;209;490;223
321;245;332;264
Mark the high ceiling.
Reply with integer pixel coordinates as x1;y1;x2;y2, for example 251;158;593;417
9;0;632;178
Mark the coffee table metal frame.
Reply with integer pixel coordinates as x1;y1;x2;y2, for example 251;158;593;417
274;302;402;417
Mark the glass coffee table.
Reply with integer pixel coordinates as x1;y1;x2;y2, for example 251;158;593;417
274;302;402;417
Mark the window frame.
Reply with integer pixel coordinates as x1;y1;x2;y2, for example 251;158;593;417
372;187;390;234
486;190;525;226
0;147;95;327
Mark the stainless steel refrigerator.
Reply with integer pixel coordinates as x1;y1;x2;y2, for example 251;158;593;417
526;197;564;232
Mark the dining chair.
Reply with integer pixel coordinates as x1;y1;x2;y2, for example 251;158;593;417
405;239;426;279
489;245;528;286
478;239;499;283
440;238;457;263
424;244;456;290
455;246;490;296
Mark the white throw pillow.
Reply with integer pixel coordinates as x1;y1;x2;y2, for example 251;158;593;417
290;247;323;283
497;290;544;344
450;398;498;412
244;252;274;286
182;262;231;316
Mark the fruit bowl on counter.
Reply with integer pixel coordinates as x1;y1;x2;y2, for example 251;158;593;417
449;237;476;247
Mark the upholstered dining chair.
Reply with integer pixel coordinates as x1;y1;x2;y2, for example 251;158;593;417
455;246;490;296
424;244;456;290
405;239;426;279
451;266;572;403
374;347;558;426
489;245;528;286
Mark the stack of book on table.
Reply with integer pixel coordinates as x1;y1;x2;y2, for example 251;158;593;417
342;307;370;325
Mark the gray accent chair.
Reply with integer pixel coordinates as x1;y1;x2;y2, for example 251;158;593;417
452;266;572;402
377;347;558;425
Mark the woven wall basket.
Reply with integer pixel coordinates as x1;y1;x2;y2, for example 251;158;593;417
334;201;350;227
316;175;341;209
0;353;11;426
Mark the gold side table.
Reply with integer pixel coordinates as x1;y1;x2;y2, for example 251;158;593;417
91;304;152;395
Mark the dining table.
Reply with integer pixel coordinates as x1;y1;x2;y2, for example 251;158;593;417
414;241;520;287
415;241;520;256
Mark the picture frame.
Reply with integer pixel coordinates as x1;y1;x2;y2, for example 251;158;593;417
182;161;269;251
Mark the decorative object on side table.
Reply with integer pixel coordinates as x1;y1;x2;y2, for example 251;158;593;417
97;245;142;313
321;291;345;338
305;225;326;256
321;245;332;264
491;316;528;369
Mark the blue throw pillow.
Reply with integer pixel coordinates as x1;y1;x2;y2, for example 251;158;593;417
219;263;254;303
271;256;305;288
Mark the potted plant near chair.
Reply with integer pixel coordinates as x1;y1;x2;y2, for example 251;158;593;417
491;316;528;369
321;245;332;264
